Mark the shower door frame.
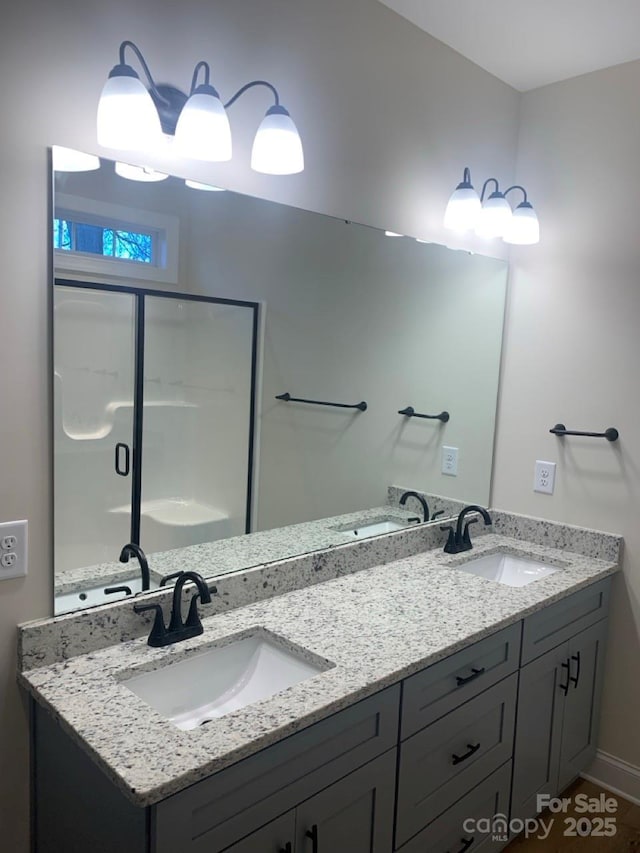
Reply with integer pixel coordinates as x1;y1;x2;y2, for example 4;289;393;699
54;277;261;552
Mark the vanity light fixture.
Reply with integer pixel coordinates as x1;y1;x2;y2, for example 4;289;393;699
444;167;539;245
97;41;304;175
385;230;403;237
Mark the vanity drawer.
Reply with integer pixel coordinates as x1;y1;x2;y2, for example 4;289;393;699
397;760;512;853
521;577;611;665
401;623;521;739
153;684;400;853
396;673;517;849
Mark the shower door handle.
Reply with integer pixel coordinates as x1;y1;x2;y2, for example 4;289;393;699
115;443;131;477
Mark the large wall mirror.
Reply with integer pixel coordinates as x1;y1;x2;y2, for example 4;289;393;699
51;148;507;614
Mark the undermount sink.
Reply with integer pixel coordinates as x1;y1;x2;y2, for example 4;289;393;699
454;551;559;587
336;517;408;538
121;632;329;730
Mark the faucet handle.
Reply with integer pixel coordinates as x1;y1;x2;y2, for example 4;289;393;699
431;510;445;521
441;525;457;553
133;602;168;647
185;594;205;632
462;518;478;547
159;570;184;587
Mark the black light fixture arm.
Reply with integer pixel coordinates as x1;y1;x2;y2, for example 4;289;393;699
116;40;171;108
189;60;212;94
504;184;529;203
479;177;500;202
224;80;281;110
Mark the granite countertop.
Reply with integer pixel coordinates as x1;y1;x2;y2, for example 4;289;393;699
21;531;618;808
53;503;431;597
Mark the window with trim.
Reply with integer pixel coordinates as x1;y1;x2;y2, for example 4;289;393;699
53;193;179;284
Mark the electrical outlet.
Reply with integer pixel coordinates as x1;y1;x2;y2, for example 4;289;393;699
534;461;556;495
0;520;28;579
442;446;459;476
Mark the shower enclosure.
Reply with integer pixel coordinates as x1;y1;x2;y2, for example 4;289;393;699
53;280;259;578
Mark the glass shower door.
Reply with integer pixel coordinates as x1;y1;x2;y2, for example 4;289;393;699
53;285;137;576
140;295;256;555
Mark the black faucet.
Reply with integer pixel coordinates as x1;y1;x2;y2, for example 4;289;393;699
399;490;430;523
133;571;212;647
441;505;492;554
119;543;150;591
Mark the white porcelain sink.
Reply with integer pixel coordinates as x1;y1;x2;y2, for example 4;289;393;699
121;633;328;730
337;518;407;538
454;552;559;587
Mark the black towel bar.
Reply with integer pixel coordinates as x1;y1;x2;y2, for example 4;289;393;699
276;393;367;411
550;423;619;442
398;406;449;423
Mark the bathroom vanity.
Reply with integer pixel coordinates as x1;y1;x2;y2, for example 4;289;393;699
20;513;620;853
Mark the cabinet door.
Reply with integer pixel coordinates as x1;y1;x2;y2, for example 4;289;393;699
511;642;568;822
558;619;608;791
222;812;295;853
295;750;396;853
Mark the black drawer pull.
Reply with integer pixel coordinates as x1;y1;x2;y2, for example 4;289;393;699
569;651;581;688
451;742;481;765
456;666;485;687
559;659;570;695
447;837;475;853
279;844;292;853
114;442;130;477
305;824;319;853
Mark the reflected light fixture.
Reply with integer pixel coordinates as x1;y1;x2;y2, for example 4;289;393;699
52;146;101;172
385;230;402;237
184;179;226;191
444;167;539;245
115;162;169;182
97;41;304;175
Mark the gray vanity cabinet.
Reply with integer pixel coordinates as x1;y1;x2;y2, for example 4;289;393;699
221;813;295;853
511;616;609;822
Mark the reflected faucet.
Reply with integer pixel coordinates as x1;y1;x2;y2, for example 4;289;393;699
119;543;150;591
399;490;430;523
441;505;492;554
134;571;212;647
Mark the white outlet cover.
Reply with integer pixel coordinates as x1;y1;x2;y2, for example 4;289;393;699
442;446;459;477
534;461;556;495
0;519;28;580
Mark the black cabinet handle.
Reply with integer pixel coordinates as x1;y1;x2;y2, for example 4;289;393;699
559;659;570;695
452;742;481;765
446;837;475;853
305;824;319;853
570;651;581;688
114;442;130;477
279;844;292;853
456;666;485;687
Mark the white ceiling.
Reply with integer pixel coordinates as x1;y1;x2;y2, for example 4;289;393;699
378;0;640;91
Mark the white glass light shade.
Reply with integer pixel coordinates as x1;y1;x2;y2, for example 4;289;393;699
385;231;402;237
443;185;481;232
184;180;226;191
174;86;232;162
503;202;540;245
97;69;163;150
115;162;168;182
251;106;304;175
475;193;513;239
52;146;100;173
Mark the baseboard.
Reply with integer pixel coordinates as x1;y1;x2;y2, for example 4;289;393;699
581;750;640;806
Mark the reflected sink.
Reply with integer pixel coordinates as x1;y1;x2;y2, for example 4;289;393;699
336;518;408;538
454;552;559;587
121;632;329;730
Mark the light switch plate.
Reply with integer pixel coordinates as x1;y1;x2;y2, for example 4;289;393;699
0;519;28;579
534;461;556;495
442;446;459;476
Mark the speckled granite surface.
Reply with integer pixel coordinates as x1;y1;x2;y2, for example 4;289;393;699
20;525;620;808
54;500;453;598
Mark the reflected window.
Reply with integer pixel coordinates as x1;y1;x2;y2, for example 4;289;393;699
53;218;153;264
